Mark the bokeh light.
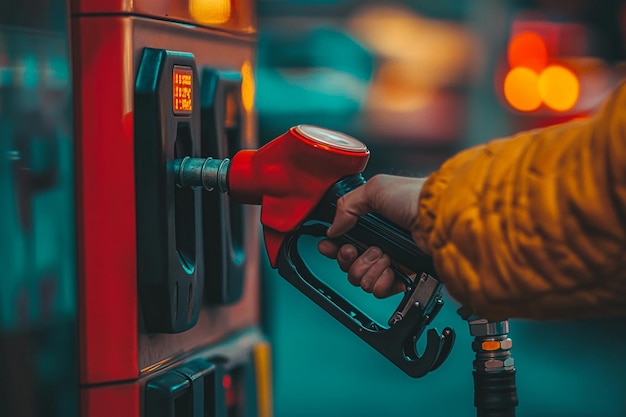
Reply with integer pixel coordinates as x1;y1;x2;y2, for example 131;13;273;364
508;31;548;72
241;60;255;113
538;65;580;111
189;0;232;25
503;67;541;111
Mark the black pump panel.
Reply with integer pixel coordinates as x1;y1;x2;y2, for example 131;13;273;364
135;48;203;333
201;68;247;305
145;358;225;417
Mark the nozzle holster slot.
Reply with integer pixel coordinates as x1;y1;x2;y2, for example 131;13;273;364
201;68;247;305
135;48;203;333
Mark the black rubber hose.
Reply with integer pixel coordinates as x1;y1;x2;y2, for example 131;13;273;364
474;369;518;417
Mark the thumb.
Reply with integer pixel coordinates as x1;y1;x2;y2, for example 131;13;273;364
327;184;375;238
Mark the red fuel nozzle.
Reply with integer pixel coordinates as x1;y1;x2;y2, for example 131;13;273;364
175;125;370;266
229;125;369;266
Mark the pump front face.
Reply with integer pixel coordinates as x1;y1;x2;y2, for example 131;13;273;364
73;5;267;417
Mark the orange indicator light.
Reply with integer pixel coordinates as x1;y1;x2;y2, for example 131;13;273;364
482;341;501;351
173;65;193;115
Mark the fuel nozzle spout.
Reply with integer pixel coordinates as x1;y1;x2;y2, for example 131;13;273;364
174;156;230;193
172;125;370;266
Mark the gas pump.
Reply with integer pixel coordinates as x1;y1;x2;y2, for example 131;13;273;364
175;125;519;416
72;1;271;417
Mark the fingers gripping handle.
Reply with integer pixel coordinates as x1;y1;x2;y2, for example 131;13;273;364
316;175;436;274
276;223;454;377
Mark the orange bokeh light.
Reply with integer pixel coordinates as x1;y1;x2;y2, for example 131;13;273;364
538;65;579;111
503;67;541;112
508;31;548;72
503;26;584;113
189;0;232;25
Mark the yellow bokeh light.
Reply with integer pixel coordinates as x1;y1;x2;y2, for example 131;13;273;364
241;60;255;113
538;65;579;112
189;0;231;25
503;67;541;112
241;60;255;140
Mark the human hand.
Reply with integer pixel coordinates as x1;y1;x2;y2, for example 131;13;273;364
317;174;428;298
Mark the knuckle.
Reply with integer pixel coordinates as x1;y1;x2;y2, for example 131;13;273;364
348;262;366;283
372;285;388;299
361;269;381;293
340;244;358;261
372;269;394;298
347;272;361;286
367;174;384;188
336;195;348;211
317;240;337;259
367;174;391;190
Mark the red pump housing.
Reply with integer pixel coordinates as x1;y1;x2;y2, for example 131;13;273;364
228;125;370;267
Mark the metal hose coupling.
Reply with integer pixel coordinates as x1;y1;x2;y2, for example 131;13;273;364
174;156;230;193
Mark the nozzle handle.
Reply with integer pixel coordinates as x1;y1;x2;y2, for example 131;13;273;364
274;174;455;377
276;221;455;378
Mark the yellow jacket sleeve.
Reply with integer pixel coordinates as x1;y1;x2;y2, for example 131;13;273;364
416;82;626;321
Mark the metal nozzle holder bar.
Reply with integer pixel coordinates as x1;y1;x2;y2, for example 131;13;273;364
469;319;514;373
175;157;230;193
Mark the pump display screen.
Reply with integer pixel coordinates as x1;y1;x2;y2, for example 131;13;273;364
173;65;193;115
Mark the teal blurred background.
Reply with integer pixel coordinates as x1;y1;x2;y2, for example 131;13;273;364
256;1;626;416
0;1;77;415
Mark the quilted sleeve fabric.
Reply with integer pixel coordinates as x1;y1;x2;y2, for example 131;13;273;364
416;82;626;320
